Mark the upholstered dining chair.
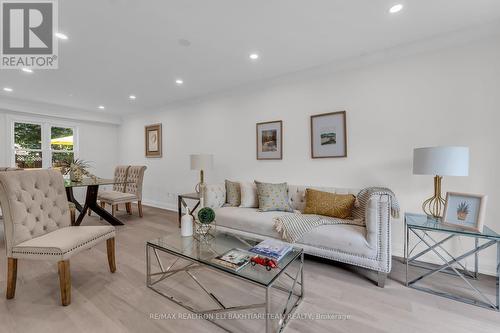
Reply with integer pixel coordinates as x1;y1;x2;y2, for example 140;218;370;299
0;169;116;306
98;165;147;217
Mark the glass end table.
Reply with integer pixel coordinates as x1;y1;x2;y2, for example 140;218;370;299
405;213;500;310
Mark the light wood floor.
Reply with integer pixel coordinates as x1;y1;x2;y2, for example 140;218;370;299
0;205;499;333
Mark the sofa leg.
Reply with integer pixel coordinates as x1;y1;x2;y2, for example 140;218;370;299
377;272;387;288
6;258;17;299
58;260;71;306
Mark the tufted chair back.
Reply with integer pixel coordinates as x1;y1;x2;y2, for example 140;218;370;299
112;165;130;192
125;166;147;200
0;170;71;257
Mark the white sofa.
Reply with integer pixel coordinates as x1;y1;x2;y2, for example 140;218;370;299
203;184;392;287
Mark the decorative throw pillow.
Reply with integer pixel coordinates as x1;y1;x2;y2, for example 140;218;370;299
225;179;241;206
255;181;294;212
304;188;356;219
239;182;259;208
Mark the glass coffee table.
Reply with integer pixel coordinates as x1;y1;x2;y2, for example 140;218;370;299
146;231;304;332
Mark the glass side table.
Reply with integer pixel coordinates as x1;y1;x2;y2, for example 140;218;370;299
405;213;500;310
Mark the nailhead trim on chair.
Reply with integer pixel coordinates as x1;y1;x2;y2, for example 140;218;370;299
12;230;115;256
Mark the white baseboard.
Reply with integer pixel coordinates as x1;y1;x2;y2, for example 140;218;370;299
141;199;177;212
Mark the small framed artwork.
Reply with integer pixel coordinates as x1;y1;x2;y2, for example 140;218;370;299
145;123;162;158
310;111;347;158
442;192;488;232
256;120;282;160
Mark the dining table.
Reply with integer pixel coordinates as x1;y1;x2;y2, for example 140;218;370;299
65;178;128;226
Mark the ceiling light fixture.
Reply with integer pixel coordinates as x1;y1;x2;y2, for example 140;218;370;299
249;53;259;60
129;95;136;100
389;4;403;13
55;32;68;40
175;79;184;85
3;87;13;92
22;68;33;73
98;105;105;110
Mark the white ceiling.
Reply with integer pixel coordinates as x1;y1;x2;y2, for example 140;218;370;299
1;0;500;115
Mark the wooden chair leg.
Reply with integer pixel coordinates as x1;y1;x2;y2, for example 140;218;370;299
106;238;116;273
138;201;143;218
112;205;116;216
125;202;132;215
70;208;76;226
57;260;71;306
6;258;17;299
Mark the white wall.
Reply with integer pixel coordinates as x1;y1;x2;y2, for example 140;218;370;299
0;110;120;199
119;36;500;274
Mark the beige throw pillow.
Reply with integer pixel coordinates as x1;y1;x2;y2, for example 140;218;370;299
225;179;241;206
239;182;259;208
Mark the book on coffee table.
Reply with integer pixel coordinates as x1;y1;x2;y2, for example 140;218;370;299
249;239;292;262
211;249;253;272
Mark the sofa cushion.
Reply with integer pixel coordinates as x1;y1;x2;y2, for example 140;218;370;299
255;181;293;212
215;206;292;238
300;224;375;258
12;226;116;261
304;189;356;219
225;179;241;206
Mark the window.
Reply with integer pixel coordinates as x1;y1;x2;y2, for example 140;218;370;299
11;119;78;169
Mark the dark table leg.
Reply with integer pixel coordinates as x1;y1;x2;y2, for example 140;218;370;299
74;185;124;226
65;187;83;212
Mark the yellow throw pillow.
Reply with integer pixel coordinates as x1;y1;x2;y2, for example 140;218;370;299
304;189;356;219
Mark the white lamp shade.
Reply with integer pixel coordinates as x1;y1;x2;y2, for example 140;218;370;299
190;154;214;170
413;146;469;176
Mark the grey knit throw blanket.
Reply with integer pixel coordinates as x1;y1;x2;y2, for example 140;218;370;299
274;187;399;243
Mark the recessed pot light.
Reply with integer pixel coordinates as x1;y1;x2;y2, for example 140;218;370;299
249;53;259;60
389;4;403;13
129;95;136;100
175;79;184;85
22;68;33;73
98;105;105;110
55;32;68;40
3;87;13;92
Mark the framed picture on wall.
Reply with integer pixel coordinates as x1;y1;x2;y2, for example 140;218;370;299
310;111;347;158
145;123;162;158
256;120;282;160
442;192;487;232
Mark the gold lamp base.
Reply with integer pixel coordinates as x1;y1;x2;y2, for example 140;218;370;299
422;175;445;218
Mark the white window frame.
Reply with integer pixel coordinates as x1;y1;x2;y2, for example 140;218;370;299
7;115;80;169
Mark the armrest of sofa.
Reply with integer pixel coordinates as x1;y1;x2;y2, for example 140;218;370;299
364;193;392;272
203;184;226;209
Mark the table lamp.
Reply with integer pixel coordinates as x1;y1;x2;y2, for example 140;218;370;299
190;154;214;195
413;146;469;218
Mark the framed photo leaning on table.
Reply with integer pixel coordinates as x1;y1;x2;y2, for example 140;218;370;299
442;192;487;232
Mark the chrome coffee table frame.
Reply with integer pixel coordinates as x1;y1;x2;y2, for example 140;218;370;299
146;241;304;333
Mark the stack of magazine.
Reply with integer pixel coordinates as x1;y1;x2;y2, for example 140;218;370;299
249;239;292;262
211;249;252;272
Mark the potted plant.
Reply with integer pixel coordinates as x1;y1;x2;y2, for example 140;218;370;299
60;159;96;182
456;202;469;221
